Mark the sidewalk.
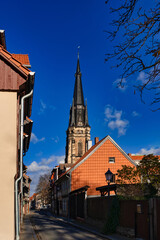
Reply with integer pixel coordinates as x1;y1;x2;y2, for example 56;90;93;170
20;213;38;240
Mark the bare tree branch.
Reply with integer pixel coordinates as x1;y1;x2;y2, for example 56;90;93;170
36;173;51;205
105;0;160;109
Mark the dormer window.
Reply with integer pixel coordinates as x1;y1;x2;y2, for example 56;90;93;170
109;157;115;163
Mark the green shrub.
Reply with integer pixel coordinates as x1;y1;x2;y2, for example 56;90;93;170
102;197;120;234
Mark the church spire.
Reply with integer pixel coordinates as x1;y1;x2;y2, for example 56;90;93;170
76;51;80;73
73;53;84;106
85;99;89;126
70;98;75;126
65;53;91;164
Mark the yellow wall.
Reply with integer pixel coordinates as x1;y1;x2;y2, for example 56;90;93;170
0;92;17;239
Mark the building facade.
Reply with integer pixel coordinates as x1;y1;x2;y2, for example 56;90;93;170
52;136;137;218
65;56;91;164
0;30;34;240
23;172;32;215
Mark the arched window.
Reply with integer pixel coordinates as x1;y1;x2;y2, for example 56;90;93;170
78;141;82;156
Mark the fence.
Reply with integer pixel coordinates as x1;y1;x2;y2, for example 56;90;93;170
86;197;160;240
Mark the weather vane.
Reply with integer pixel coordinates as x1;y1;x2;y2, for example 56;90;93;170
78;46;80;59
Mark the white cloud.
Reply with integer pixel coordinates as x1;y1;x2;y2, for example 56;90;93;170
132;111;140;117
136;147;160;155
38;100;56;114
38;99;47;114
31;133;45;144
40;100;46;110
40;155;65;165
27;161;50;172
27;154;65;196
36;151;43;157
51;136;59;143
28;155;65;172
104;105;129;136
113;78;127;91
137;72;148;84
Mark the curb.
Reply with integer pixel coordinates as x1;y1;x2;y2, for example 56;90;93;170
29;217;39;240
20;214;38;240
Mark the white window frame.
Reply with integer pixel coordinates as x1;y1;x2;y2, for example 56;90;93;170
109;157;115;163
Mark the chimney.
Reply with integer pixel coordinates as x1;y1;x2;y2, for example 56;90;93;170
87;140;92;150
53;166;59;181
128;153;132;157
95;137;99;144
0;30;6;49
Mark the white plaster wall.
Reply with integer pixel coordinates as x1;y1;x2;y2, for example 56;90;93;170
0;92;17;240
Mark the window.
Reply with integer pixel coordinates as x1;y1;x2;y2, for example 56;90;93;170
109;157;115;163
78;142;83;156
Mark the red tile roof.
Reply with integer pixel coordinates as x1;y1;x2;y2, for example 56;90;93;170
12;54;30;66
0;45;30;75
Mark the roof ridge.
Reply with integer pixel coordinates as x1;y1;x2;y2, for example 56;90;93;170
0;45;30;75
55;135;138;183
56;135;108;182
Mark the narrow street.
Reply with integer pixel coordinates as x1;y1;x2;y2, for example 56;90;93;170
28;210;107;240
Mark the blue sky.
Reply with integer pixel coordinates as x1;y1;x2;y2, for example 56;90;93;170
1;0;160;194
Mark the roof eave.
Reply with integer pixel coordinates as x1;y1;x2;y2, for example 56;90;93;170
0;47;31;78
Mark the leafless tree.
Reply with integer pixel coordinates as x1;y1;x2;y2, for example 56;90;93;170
36;173;51;205
105;0;160;110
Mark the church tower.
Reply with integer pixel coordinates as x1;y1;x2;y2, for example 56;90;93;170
65;55;91;164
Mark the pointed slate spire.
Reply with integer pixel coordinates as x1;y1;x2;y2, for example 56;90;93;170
85;99;89;126
68;104;71;125
76;52;80;73
70;98;75;126
73;54;84;106
77;46;80;73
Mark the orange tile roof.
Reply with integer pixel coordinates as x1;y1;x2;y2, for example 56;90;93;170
30;193;38;200
56;136;138;184
130;155;144;161
23;173;31;179
12;54;30;66
26;116;33;122
129;154;160;161
0;45;30;76
24;164;27;169
51;173;54;180
23;132;29;137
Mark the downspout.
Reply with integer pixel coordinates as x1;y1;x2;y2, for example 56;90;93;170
20;134;28;224
15;72;34;240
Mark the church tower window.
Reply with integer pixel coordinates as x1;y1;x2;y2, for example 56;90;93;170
78;142;83;156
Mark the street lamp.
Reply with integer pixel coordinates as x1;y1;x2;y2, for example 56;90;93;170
105;168;113;196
